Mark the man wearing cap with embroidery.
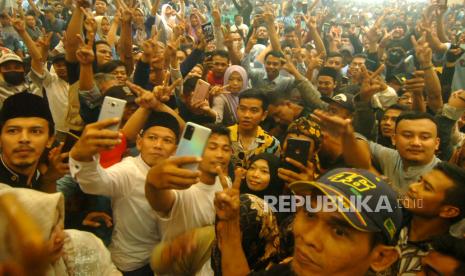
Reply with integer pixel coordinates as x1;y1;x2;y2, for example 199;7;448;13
70;111;182;275
215;168;402;275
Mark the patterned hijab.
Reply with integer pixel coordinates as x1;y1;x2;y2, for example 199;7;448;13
211;194;280;275
240;153;285;199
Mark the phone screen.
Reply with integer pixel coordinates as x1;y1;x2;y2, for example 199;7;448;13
202;22;215;42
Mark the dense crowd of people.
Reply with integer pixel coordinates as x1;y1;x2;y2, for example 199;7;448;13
0;0;465;275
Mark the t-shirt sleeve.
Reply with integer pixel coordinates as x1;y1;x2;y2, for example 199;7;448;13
368;141;398;173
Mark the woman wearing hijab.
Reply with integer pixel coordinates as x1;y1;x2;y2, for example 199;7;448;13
240;153;285;200
212;65;249;126
95;16;111;41
0;185;121;275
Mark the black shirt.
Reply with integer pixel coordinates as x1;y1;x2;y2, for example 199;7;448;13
0;156;41;190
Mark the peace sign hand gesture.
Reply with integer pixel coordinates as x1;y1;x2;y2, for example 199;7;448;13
76;34;95;65
153;72;182;102
359;64;386;102
215;167;246;221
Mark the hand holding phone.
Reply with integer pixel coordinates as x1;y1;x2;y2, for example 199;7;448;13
282;138;311;173
98;96;127;131
191;79;211;106
175;122;212;171
202;22;215;42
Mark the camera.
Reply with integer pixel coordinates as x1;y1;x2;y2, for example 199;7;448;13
184;125;195;140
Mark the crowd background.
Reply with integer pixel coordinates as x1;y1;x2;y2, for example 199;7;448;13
0;0;465;275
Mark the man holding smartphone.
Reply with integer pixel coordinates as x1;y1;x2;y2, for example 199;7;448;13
69;111;181;275
145;124;233;274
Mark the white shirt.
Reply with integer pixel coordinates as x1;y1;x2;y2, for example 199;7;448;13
230;23;249;36
157;176;230;241
70;155;161;272
29;66;69;132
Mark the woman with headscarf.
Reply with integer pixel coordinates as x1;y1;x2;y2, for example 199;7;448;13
211;65;249;126
240;153;285;200
150;194;280;275
0;185;120;275
94;15;111;41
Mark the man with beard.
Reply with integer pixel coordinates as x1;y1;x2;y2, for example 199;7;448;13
0;92;62;192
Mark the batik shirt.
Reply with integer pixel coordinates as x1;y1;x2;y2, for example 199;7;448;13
228;124;281;168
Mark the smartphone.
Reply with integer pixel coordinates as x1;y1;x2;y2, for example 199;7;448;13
98;96;127;132
61;131;80;163
404;55;416;75
283;138;311;173
191;79;211;105
201;22;215;42
322;23;331;35
175;122;212;171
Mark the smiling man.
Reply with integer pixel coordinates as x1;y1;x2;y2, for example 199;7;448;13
145;124;232;237
70;111;181;275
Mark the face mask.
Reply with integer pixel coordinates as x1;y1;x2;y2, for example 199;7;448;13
3;71;25;86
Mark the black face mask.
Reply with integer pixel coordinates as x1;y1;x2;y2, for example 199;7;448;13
3;71;25;86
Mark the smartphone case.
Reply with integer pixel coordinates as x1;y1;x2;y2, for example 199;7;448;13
175;122;212;171
98;96;127;131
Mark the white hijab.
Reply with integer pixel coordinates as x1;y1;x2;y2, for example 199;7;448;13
0;185;120;276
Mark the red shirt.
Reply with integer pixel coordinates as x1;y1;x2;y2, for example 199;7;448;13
99;134;127;168
207;71;224;86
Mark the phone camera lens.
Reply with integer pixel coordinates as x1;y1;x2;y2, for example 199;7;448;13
184;125;194;140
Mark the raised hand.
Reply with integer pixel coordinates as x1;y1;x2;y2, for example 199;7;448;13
69;119;122;162
146;156;202;190
81;7;97;36
411;34;432;68
245;31;257;54
448;90;465;109
6;12;26;34
359;64;386;102
404;71;425;96
212;9;221;27
36;32;53;54
209;84;230;97
311;109;353;138
307;51;324;70
75;34;95;65
126;81;163;110
47;143;70;176
214;167;245;221
153;71;182;102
